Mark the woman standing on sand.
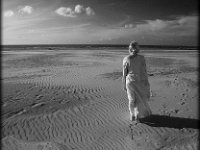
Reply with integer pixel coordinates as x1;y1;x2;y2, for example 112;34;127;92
122;41;152;123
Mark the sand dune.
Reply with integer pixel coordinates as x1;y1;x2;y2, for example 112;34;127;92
2;49;199;150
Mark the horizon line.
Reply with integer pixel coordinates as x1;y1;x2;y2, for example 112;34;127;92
1;44;198;47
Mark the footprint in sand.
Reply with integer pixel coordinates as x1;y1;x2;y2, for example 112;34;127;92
129;122;141;140
185;88;190;92
181;93;187;98
180;101;186;105
170;109;179;114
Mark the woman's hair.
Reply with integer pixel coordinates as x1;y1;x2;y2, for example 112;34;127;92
129;41;140;55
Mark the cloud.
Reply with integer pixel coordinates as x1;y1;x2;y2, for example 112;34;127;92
83;15;198;45
55;7;76;17
124;24;133;28
18;6;33;14
4;10;14;17
144;19;168;31
85;7;95;16
75;5;85;14
55;5;95;17
134;15;198;36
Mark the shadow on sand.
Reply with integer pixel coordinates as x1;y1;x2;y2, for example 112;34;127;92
140;115;199;129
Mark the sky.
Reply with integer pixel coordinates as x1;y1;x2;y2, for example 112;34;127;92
2;0;199;45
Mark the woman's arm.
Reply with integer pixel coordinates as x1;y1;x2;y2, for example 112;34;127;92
122;58;128;91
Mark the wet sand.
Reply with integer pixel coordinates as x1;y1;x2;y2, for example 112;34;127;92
2;49;199;150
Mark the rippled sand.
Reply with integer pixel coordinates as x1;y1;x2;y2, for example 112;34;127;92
2;49;199;150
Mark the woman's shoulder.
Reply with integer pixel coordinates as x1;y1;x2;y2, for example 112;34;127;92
123;54;144;61
123;55;130;61
123;55;130;64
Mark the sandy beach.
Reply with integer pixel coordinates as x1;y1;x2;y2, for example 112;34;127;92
2;48;199;150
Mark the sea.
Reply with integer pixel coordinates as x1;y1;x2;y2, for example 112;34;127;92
2;44;198;50
1;44;198;57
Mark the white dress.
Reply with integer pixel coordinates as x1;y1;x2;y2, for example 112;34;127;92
123;54;152;118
